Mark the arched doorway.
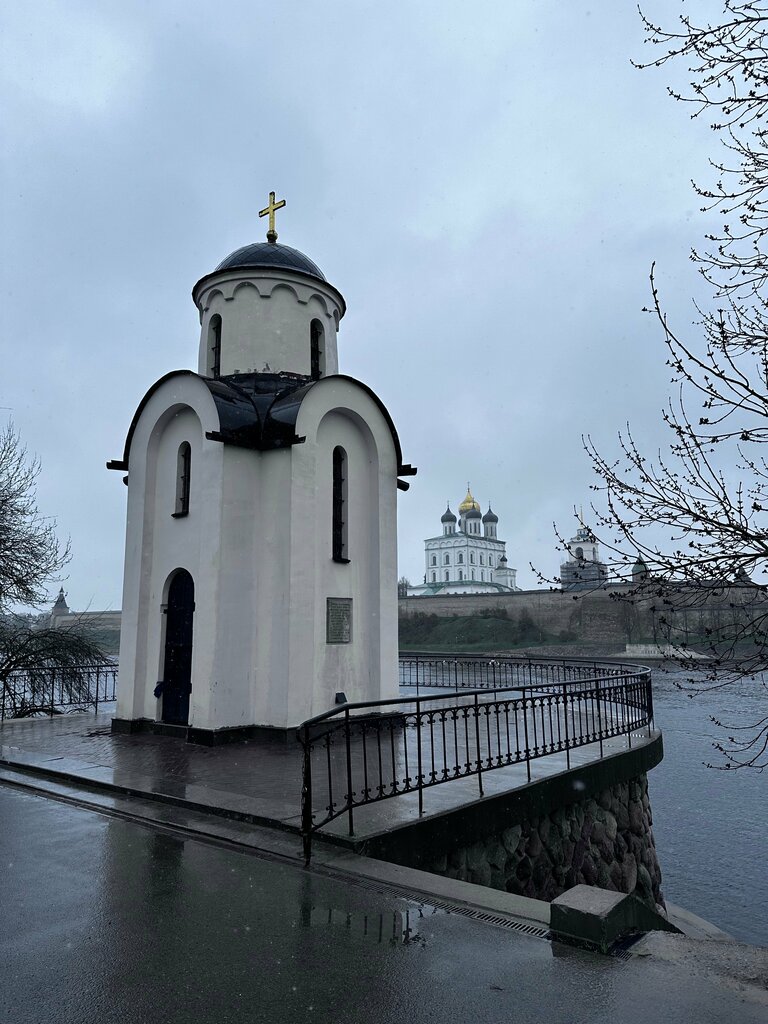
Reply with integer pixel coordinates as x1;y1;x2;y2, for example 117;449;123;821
161;569;195;725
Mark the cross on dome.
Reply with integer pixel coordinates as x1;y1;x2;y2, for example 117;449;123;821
259;190;286;243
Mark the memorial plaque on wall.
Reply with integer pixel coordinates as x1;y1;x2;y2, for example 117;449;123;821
326;598;352;644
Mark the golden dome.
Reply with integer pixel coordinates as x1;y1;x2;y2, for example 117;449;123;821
458;486;480;515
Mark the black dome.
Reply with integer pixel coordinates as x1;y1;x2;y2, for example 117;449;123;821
465;506;481;519
214;242;326;281
441;505;457;523
482;506;498;523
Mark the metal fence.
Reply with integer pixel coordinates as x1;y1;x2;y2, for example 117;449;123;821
298;658;653;863
399;652;637;692
0;664;118;721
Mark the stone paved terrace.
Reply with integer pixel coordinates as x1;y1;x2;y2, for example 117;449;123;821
0;690;657;849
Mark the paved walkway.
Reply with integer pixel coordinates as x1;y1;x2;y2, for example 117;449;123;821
0;700;651;846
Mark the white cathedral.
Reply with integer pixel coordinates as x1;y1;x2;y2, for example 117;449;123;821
407;487;520;596
109;194;415;742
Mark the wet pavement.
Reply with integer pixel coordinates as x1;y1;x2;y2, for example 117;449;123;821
2;785;766;1024
0;704;647;844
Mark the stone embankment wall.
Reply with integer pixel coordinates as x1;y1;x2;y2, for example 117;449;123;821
361;738;665;909
426;773;663;907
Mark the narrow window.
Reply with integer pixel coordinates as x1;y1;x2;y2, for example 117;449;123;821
431;572;436;583
209;315;222;378
459;570;463;581
489;556;494;567
481;571;484;581
311;320;325;380
458;553;463;564
431;555;437;566
480;554;484;566
332;446;349;562
470;553;475;564
444;571;449;582
444;554;450;565
173;442;191;517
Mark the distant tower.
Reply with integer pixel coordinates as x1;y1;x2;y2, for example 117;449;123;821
51;588;70;627
560;524;609;591
632;555;649;584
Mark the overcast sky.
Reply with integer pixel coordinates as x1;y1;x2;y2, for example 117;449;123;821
1;1;726;611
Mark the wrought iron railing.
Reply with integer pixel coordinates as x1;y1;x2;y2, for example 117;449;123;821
0;664;118;721
298;659;653;863
399;652;638;692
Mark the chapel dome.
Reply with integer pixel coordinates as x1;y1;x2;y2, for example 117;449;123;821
213;242;326;282
441;505;457;523
482;506;498;524
465;506;482;520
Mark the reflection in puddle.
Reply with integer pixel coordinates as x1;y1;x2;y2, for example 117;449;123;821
300;902;444;946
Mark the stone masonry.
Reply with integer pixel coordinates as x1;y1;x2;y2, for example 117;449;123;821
425;773;663;908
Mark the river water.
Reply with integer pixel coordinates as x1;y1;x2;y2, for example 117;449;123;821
648;666;767;946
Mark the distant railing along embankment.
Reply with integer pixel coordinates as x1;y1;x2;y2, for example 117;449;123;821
298;653;654;862
0;664;118;721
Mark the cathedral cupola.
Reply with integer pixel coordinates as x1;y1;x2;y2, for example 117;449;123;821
441;504;457;535
192;192;345;381
482;505;498;539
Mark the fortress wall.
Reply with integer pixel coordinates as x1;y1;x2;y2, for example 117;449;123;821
399;587;646;644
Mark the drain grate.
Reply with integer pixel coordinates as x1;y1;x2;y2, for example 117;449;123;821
321;870;551;940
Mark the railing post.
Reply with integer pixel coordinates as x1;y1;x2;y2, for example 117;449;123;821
50;669;55;718
415;656;420;697
474;692;484;797
344;707;354;836
94;667;100;716
301;724;314;865
416;698;424;816
522;687;531;783
562;682;570;770
596;677;604;758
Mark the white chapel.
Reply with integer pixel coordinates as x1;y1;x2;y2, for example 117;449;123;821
407;487;520;596
109;195;415;742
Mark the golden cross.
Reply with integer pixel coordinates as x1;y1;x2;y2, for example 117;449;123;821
259;190;286;243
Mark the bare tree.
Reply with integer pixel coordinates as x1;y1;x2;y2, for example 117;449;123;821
0;421;109;717
0;421;70;607
584;4;768;768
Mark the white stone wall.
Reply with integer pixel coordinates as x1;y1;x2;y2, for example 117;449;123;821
116;370;399;733
194;271;343;378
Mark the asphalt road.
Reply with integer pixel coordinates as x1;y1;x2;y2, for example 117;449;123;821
1;784;764;1024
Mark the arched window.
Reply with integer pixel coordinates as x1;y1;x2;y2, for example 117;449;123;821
458;553;463;564
575;546;584;560
444;570;449;582
208;315;222;378
444;553;450;565
310;320;325;380
489;556;494;567
431;572;436;583
480;571;484;581
459;570;463;581
173;442;191;517
470;553;475;564
480;554;484;566
332;446;349;562
431;555;437;566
